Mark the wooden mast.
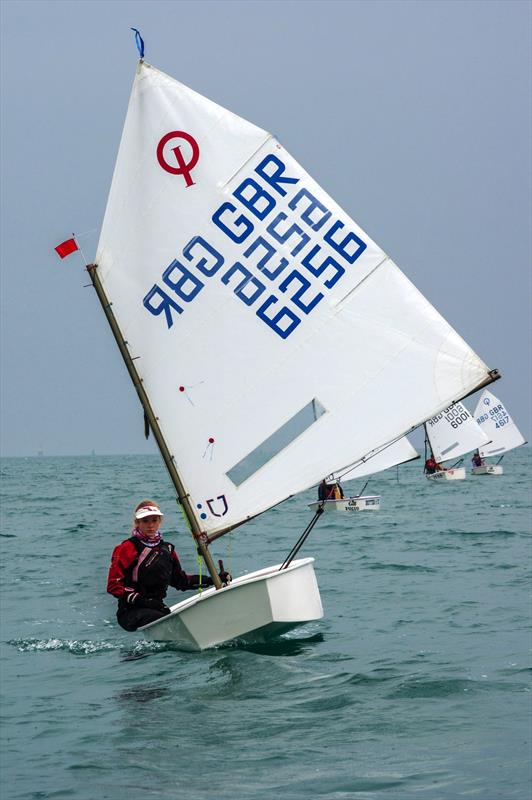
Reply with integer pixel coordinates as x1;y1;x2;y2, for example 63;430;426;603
86;262;222;590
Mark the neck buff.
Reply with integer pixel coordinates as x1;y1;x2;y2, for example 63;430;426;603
132;527;162;548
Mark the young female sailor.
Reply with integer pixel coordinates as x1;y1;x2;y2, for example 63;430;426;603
107;500;227;631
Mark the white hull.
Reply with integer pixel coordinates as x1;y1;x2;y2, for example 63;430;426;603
140;557;323;651
472;464;503;476
308;495;380;512
426;467;466;481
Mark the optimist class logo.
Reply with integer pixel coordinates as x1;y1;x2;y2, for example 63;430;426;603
156;131;200;187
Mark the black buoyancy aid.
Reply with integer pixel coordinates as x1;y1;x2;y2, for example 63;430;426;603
126;537;176;599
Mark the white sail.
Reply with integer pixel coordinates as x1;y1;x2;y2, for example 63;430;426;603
95;62;494;536
424;402;490;463
332;436;418;483
473;390;526;457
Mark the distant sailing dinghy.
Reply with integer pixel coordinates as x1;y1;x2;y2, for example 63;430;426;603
85;53;498;649
424;402;490;482
473;462;502;476
471;390;526;475
311;496;381;513
308;436;418;513
426;466;465;482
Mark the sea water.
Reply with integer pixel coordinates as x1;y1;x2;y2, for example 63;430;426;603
1;451;530;800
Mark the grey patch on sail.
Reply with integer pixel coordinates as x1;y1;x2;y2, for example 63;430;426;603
441;442;459;456
227;399;327;486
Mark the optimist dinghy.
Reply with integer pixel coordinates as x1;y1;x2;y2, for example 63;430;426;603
308;496;381;513
308;435;418;513
471;390;526;475
423;402;490;481
79;42;499;649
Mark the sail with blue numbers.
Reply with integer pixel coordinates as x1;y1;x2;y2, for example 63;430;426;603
473;390;526;458
424;402;490;463
95;60;496;538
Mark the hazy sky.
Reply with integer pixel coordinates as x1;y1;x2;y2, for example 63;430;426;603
1;0;530;457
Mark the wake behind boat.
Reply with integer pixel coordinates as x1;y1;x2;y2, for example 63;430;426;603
76;38;499;649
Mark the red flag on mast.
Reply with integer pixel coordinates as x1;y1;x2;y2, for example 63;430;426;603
54;238;78;259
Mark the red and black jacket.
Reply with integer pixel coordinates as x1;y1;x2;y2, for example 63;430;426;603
107;537;211;605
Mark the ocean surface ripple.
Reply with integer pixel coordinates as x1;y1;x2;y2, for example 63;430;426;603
1;452;530;799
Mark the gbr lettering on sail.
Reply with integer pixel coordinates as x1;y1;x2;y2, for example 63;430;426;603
143;154;367;339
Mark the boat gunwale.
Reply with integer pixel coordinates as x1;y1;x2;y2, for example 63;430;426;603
139;556;316;630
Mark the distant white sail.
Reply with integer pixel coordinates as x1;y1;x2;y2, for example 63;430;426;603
425;402;490;463
473;390;526;457
333;436;418;483
95;62;495;536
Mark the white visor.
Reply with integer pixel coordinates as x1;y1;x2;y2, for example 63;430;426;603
135;505;164;519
